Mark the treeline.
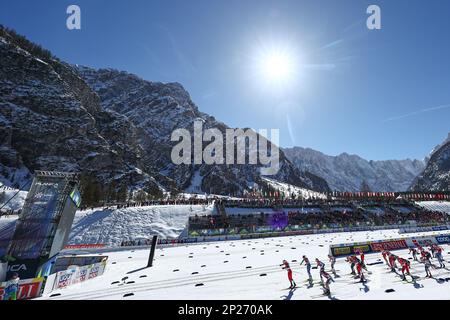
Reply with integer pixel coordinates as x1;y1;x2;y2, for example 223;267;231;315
78;173;167;208
0;190;6;204
0;24;56;63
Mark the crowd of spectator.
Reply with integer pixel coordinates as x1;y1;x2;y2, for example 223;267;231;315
189;201;448;233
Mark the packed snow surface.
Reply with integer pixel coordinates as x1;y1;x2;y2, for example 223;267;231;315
39;229;450;300
68;204;216;246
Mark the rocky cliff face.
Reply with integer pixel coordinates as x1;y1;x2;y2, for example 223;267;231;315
0;26;170;193
410;133;450;192
76;66;330;194
0;26;329;196
284;147;425;192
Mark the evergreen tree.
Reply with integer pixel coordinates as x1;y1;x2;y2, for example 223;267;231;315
117;184;128;203
0;190;5;204
360;180;372;193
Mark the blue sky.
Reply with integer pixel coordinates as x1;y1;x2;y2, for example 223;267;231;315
1;0;450;161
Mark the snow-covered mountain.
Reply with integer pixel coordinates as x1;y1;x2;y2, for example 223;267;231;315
284;147;425;192
74;66;330;194
0;26;329;197
0;26;168;195
410;133;450;191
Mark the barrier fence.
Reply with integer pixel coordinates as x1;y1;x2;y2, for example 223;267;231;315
398;225;450;234
63;244;106;250
185;223;432;243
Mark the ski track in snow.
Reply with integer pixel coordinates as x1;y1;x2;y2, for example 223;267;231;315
39;229;450;300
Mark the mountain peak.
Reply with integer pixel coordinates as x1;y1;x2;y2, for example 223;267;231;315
284;146;425;192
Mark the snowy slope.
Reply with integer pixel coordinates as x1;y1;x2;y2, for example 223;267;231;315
0;187;27;211
68;204;216;246
38;229;450;300
261;177;326;199
411;132;450;192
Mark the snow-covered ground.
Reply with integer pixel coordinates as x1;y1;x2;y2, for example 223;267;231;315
68;204;216;246
38;229;450;300
0;187;27;211
416;201;450;214
261;177;327;199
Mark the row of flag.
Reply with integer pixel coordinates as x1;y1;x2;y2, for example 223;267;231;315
239;190;450;200
330;191;450;200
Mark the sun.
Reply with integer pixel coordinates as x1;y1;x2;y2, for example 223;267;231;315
253;44;299;89
261;52;293;81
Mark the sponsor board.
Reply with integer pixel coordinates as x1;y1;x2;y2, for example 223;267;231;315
6;259;41;280
353;244;371;253
331;233;450;257
371;240;403;251
330;243;371;257
332;246;351;256
0;277;44;300
370;240;408;251
435;235;450;244
54;261;106;290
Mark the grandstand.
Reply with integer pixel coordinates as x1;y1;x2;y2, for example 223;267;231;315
187;198;450;240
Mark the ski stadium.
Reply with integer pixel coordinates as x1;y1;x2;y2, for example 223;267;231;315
1;184;450;300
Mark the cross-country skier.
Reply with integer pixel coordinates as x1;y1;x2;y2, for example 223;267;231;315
420;248;430;261
281;260;296;289
421;255;433;278
3;273;20;301
346;255;357;275
388;253;398;272
315;258;325;272
435;245;445;268
300;255;312;282
409;247;418;262
320;270;334;295
328;254;336;275
355;249;366;268
398;257;413;281
430;245;436;259
316;258;326;282
355;259;366;282
381;250;390;266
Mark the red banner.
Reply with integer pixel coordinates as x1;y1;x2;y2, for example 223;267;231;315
0;278;44;300
370;239;408;252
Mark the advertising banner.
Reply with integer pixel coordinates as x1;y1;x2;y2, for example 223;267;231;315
331;246;352;256
5;259;41;280
370;239;408;252
54;261;106;290
0;277;44;300
330;233;450;257
435;235;450;244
